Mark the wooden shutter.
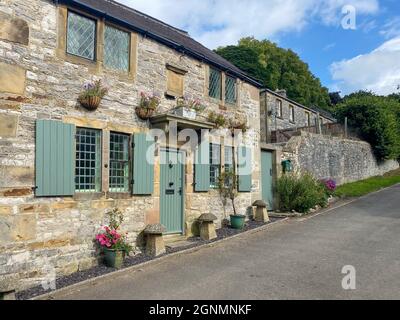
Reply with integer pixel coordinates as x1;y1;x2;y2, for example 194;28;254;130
35;120;75;197
132;132;154;195
194;137;210;192
238;146;252;192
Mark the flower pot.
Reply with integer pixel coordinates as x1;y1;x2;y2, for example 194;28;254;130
175;107;197;120
230;215;246;230
136;107;155;120
103;248;125;269
79;96;102;111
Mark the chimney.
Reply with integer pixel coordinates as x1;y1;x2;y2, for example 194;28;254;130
276;89;287;98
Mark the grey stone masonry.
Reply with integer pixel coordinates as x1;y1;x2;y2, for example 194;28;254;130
0;0;261;291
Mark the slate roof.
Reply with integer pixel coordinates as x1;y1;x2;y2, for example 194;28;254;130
56;0;263;87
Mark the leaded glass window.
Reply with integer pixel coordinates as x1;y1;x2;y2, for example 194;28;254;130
109;133;130;193
104;25;130;72
75;128;102;192
225;76;237;104
209;67;222;100
210;144;221;188
224;146;235;186
67;11;96;60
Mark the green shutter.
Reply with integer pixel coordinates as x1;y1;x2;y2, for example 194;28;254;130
132;133;154;195
194;138;210;192
35;120;75;197
238;146;252;192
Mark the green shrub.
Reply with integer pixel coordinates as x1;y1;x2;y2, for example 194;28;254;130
276;172;328;214
335;93;400;161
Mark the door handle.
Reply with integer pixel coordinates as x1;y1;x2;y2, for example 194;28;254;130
179;187;183;195
270;169;273;176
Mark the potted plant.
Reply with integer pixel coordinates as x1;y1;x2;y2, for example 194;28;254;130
217;169;246;230
95;208;132;269
136;92;161;120
207;111;227;129
78;79;108;111
228;114;248;134
174;97;206;120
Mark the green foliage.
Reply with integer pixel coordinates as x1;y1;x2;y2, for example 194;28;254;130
335;92;400;161
276;172;328;214
217;170;239;216
335;169;400;198
215;37;332;111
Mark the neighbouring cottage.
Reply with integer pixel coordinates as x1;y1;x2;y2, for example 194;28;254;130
259;88;336;143
258;89;399;187
0;0;263;291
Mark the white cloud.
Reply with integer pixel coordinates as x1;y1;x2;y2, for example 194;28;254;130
117;0;379;48
330;37;400;95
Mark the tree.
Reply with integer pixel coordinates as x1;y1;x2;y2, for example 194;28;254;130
335;94;400;161
215;37;332;111
329;92;343;106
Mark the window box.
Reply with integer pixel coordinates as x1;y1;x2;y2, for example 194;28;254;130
174;107;197;120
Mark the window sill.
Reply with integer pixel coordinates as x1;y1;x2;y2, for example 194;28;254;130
73;192;104;201
107;192;131;199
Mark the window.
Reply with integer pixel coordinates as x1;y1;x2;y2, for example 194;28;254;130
209;67;222;100
224;146;234;173
225;76;237;104
67;11;96;60
305;111;311;126
210;144;221;188
104;25;130;72
109;133;130;193
75;128;102;192
276;99;283;118
289;105;295;123
224;146;235;186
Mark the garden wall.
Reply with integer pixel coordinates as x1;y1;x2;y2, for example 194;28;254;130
282;132;399;185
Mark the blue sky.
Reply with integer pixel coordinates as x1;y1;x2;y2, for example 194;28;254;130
120;0;400;96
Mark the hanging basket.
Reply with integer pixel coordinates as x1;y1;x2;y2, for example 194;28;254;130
79;96;102;111
136;107;155;121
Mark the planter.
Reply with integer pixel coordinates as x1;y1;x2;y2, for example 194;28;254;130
103;248;125;269
136;107;155;120
175;107;197;120
230;215;246;230
79;96;102;111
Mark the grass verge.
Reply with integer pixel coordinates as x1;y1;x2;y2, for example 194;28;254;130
335;168;400;198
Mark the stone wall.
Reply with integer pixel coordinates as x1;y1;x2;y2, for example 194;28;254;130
282;132;399;185
0;0;261;291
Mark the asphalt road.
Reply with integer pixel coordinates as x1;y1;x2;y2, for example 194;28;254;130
54;184;400;300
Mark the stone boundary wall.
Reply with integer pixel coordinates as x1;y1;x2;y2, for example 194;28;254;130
282;132;399;185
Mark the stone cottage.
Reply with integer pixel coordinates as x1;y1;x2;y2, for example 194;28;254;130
259;89;399;186
260;88;336;144
0;0;264;291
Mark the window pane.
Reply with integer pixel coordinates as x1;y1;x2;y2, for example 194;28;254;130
210;144;221;188
277;100;282;118
104;25;130;72
290;106;295;122
224;146;235;186
109;133;130;193
75;128;101;192
225;76;237;104
209;68;222;99
67;12;96;60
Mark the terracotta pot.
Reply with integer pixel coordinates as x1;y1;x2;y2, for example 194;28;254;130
79;96;102;111
136;107;155;120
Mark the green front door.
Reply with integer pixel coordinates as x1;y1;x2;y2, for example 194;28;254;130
261;150;274;210
160;149;184;234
